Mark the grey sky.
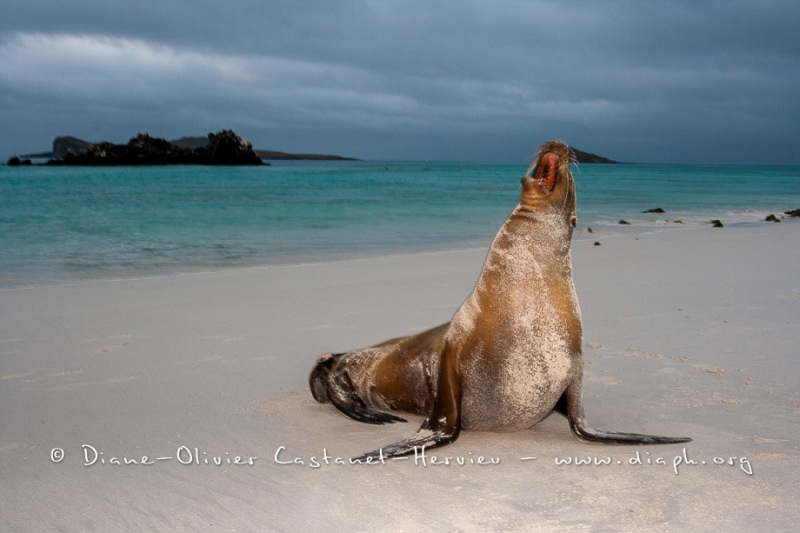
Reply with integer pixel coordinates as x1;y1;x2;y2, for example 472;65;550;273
2;1;798;163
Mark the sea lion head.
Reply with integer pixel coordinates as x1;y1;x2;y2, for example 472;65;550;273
520;140;577;230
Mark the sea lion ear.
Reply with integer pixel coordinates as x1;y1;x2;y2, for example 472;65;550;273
571;214;577;228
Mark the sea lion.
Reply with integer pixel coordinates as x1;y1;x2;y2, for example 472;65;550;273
309;140;691;459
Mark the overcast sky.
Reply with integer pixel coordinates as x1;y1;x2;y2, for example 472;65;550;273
1;1;798;164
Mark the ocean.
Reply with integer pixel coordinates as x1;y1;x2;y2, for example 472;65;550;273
2;161;798;288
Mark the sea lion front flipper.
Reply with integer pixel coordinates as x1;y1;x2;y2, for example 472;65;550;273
556;373;692;445
355;342;462;460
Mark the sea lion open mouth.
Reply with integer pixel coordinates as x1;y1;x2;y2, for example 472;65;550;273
528;151;560;192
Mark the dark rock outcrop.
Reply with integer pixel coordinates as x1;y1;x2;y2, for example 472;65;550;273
194;130;265;165
43;132;355;164
569;148;617;164
48;130;264;166
7;156;32;166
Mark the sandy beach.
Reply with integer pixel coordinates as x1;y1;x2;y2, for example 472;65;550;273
1;221;798;531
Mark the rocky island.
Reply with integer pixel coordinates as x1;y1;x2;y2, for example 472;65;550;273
568;148;617;163
7;130;356;166
47;130;264;166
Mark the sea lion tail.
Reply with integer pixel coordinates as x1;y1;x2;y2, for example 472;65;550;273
309;353;407;425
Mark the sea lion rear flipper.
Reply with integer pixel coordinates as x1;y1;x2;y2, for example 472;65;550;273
557;375;692;445
355;342;462;460
328;368;407;425
310;353;406;424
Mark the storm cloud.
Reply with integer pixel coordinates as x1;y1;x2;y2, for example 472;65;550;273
2;1;798;163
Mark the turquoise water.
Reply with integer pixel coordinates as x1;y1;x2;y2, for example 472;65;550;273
2;161;798;287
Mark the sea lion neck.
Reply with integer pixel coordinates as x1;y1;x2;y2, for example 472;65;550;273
516;179;577;237
504;204;575;256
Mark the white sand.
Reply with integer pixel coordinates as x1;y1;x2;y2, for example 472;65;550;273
1;222;798;531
